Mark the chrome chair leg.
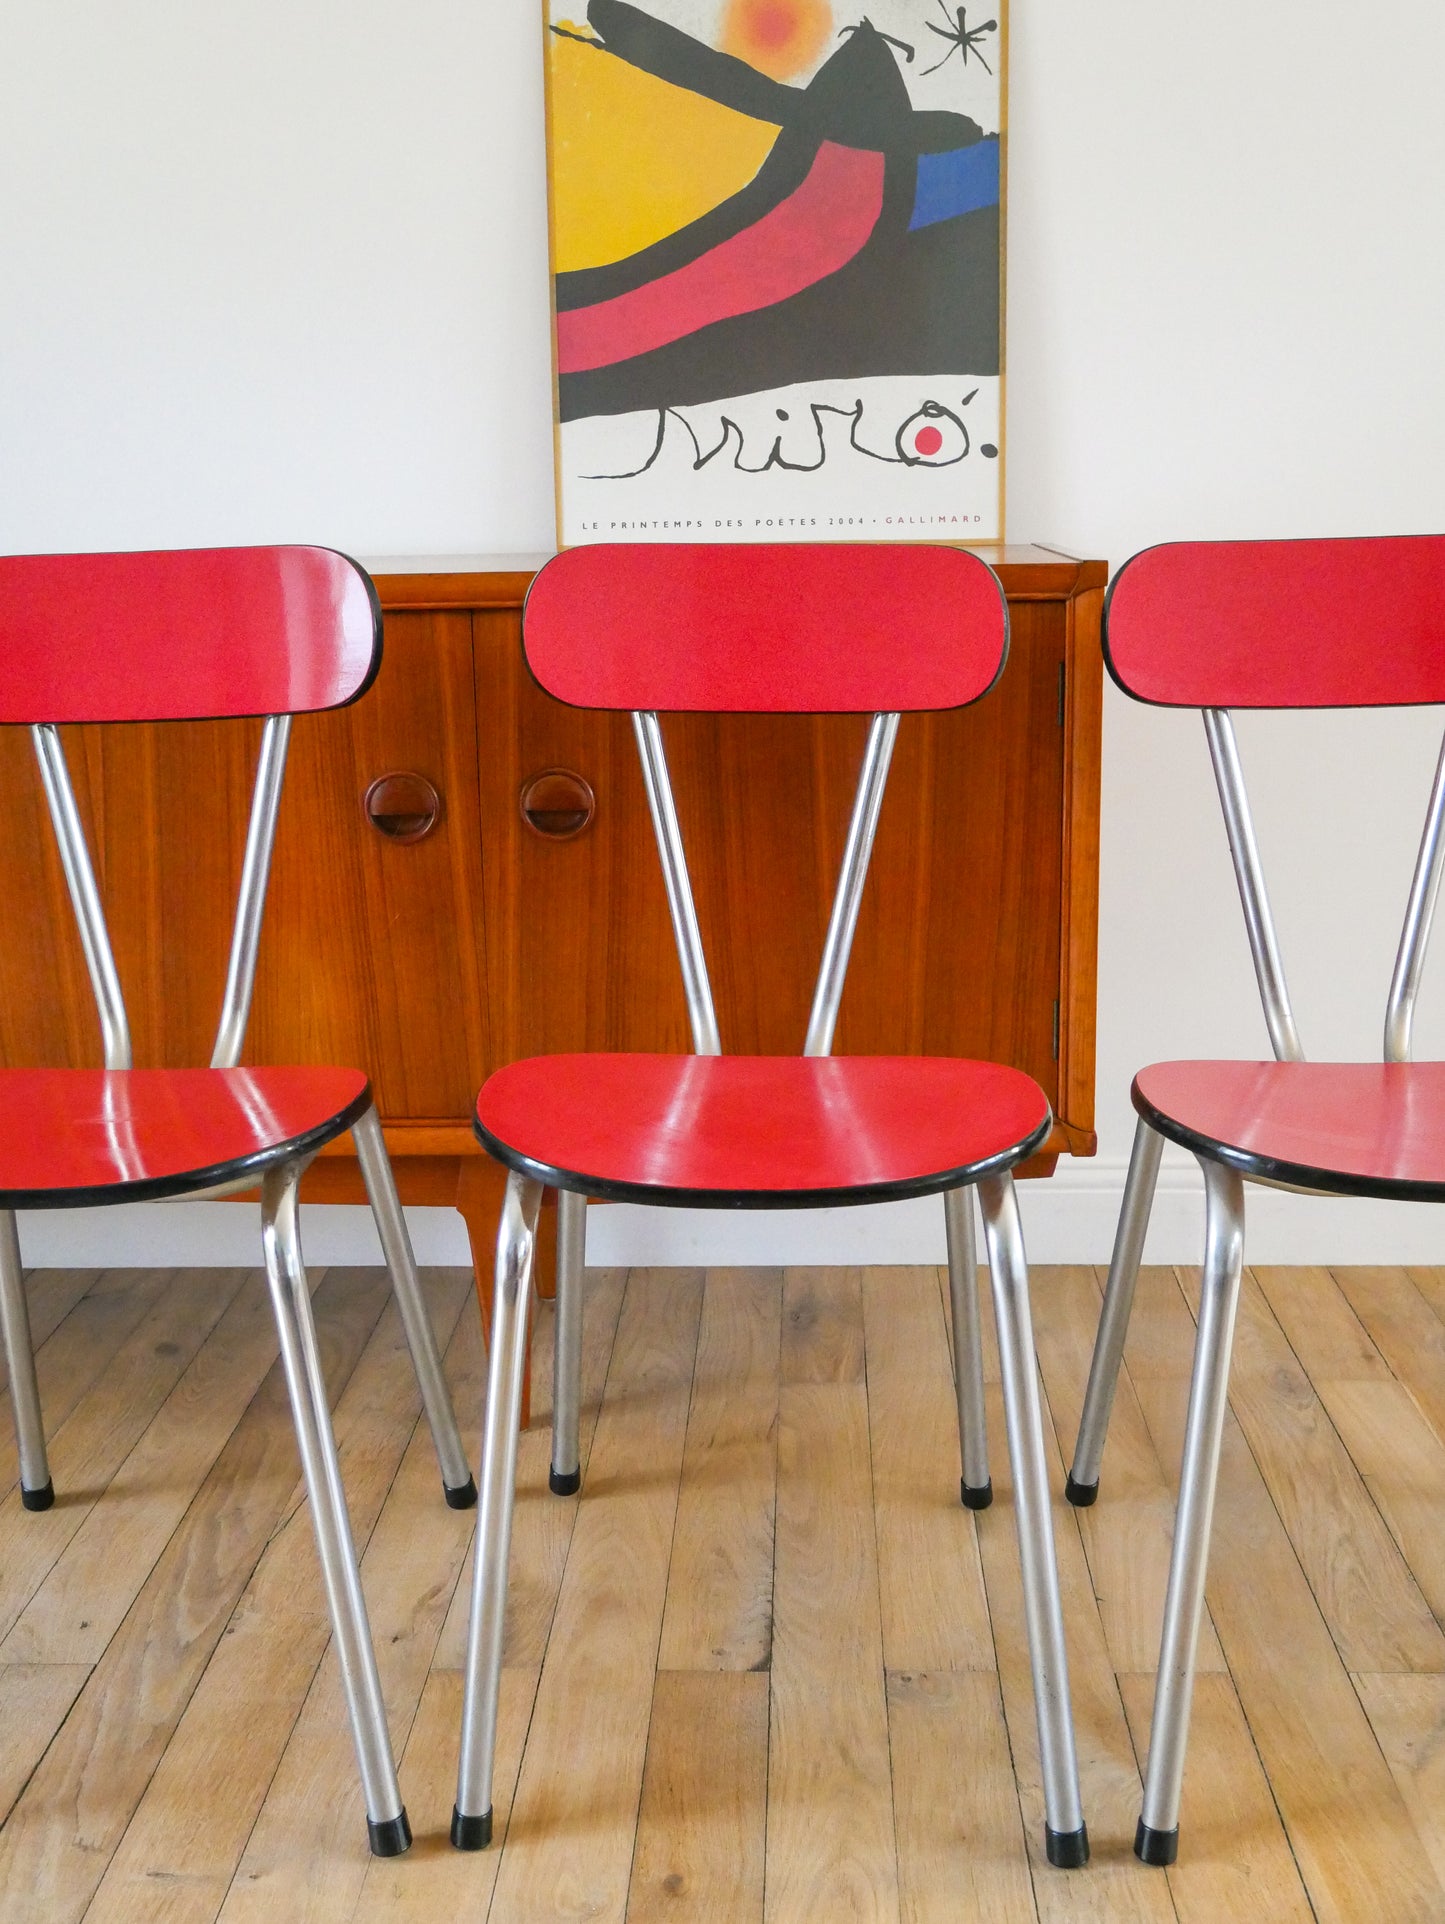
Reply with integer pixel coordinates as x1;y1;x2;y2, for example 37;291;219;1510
1067;1115;1163;1506
977;1172;1089;1868
550;1187;585;1496
352;1103;476;1509
259;1159;411;1858
0;1209;52;1511
453;1169;544;1850
944;1184;991;1508
1136;1156;1245;1866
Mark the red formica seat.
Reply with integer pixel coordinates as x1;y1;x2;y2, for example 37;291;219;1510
451;541;1090;1869
476;1053;1051;1205
0;1066;372;1203
0;545;480;1859
1063;533;1445;1866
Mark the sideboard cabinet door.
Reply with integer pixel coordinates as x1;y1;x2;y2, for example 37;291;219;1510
250;608;491;1118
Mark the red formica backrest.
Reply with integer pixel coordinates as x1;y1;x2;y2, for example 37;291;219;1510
0;547;381;724
1104;535;1445;709
522;543;1009;712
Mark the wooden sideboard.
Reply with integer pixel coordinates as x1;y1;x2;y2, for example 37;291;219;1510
0;546;1103;1322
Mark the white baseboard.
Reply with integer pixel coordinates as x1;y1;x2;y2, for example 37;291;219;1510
14;1151;1444;1270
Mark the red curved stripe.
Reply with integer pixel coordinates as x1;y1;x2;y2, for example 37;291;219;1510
555;141;886;375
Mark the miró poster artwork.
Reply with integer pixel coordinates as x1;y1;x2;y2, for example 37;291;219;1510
544;0;1005;545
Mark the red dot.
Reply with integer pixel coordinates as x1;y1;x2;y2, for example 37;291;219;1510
913;425;944;456
749;2;795;47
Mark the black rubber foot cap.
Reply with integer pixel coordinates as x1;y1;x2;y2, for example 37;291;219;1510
367;1809;412;1858
960;1478;994;1511
1134;1819;1178;1866
451;1805;493;1851
1064;1473;1099;1508
21;1479;54;1513
549;1465;581;1496
444;1476;478;1510
1046;1824;1090;1869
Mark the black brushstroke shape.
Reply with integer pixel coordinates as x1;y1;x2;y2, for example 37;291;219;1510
556;9;998;419
559;201;998;419
582;392;987;478
582;0;981;154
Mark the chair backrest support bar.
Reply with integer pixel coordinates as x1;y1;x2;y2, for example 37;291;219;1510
1203;708;1305;1063
804;711;900;1058
635;706;901;1059
1385;720;1445;1064
32;724;132;1071
633;711;722;1056
31;713;295;1076
211;714;291;1069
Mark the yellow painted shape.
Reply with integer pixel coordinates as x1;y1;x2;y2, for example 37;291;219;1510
548;28;780;274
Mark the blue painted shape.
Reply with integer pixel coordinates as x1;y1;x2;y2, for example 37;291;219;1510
909;137;1001;230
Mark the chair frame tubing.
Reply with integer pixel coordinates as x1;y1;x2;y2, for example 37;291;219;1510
1066;1113;1163;1503
32;722;132;1071
11;721;471;1506
0;1208;51;1507
977;1172;1088;1859
1135;1157;1245;1864
479;703;1082;1863
944;1184;991;1506
352;1101;475;1503
454;1169;543;1850
259;1157;410;1855
1072;691;1445;1861
549;706;992;1499
1385;723;1445;1063
5;702;476;1852
549;1186;586;1496
1068;705;1307;1502
211;713;291;1070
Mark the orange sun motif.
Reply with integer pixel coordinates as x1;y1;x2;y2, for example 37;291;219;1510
719;0;833;81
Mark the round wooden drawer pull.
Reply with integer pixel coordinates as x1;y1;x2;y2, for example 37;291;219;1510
520;769;595;840
363;772;441;843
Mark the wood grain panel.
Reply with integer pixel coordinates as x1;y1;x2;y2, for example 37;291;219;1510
475;605;690;1061
863;1265;995;1673
628;1671;769;1924
1117;1673;1314;1924
1134;1363;1444;1922
487;1269;702;1924
251;609;491;1116
1;1261;1443;1915
1174;1268;1444;1676
1028;1264;1225;1678
657;1268;781;1673
768;1380;899;1924
0;1265;390;1924
886;1669;1035;1924
975;1383;1176;1922
1;1268;276;1666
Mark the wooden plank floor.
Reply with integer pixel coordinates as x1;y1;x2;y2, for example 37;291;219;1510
3;1259;1445;1919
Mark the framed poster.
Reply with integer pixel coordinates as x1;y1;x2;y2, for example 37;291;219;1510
544;0;1005;546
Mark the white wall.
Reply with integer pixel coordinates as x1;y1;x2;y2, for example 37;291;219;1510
6;2;1445;1268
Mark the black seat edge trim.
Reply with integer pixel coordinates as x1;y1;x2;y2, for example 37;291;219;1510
1131;1075;1445;1205
471;1106;1054;1209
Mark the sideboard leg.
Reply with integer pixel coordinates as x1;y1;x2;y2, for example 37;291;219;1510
455;1156;533;1430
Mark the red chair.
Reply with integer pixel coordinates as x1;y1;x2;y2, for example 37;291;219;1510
450;542;1090;1867
0;545;479;1857
1065;533;1445;1864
